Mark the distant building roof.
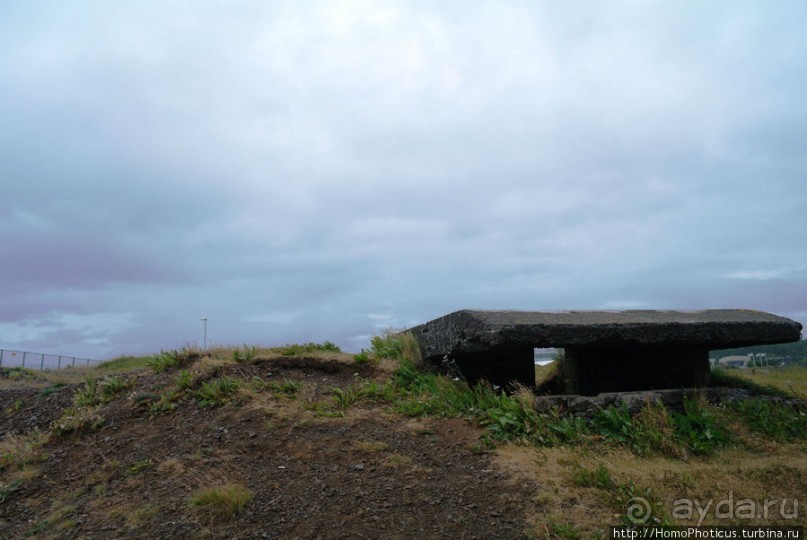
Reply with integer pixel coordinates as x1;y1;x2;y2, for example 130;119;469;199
718;355;748;365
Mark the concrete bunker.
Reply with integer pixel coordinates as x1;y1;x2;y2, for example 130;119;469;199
405;309;803;396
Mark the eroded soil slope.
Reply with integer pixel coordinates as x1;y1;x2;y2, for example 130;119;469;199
0;356;538;539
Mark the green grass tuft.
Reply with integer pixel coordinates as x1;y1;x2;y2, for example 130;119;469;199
95;355;151;372
277;341;341;356
147;347;200;373
196;377;240;407
730;398;807;442
190;483;253;519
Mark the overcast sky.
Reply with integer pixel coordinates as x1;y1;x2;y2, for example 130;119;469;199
1;1;806;359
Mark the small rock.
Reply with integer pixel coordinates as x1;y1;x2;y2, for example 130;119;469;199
353;463;365;471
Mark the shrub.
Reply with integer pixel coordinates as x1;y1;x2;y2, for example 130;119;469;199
359;330;421;365
370;332;403;359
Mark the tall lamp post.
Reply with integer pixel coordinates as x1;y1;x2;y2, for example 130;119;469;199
200;317;208;350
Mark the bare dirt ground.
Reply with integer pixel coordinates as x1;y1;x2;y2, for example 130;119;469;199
0;357;539;539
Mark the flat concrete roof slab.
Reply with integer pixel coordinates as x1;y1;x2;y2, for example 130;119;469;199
410;309;803;359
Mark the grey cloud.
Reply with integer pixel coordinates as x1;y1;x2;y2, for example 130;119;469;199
1;1;806;358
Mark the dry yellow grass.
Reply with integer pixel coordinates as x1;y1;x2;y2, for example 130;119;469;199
495;439;807;536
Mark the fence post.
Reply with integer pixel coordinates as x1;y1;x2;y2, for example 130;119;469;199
72;357;76;367
86;358;90;367
0;349;3;367
58;355;62;369
22;352;27;368
41;353;45;370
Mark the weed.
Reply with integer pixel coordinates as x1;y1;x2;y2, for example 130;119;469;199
40;383;66;397
5;399;23;414
382;454;412;468
0;430;48;472
470;437;496;454
571;464;614;490
355;440;390;452
591;401;681;456
671;396;732;455
278;341;341;356
51;406;104;438
197;377;240;407
633;400;682;457
99;375;127;400
190;483;253;519
264;379;301;396
176;369;193;390
330;386;365;410
593;404;634;446
398;331;423;366
149;391;179;413
0;478;23;503
148;352;177;372
570;464;667;527
730;398;807;442
73;375;127;406
125;503;159;529
23;500;76;536
547;521;581;539
353;349;376;366
147;347;200;372
370;331;403;359
127;459;153;475
232;345;257;363
133;392;158;404
95;355;151;372
74;376;98;406
0;367;41;381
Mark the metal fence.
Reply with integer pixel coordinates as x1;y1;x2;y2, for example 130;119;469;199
0;349;102;371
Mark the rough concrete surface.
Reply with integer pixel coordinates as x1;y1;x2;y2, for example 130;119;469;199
409;309;802;360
